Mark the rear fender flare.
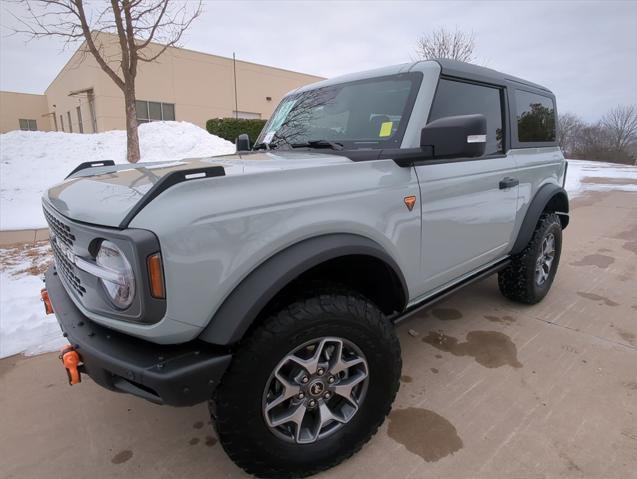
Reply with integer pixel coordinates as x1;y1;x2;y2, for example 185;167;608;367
511;183;569;255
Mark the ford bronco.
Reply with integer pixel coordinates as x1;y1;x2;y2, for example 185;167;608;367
42;59;568;477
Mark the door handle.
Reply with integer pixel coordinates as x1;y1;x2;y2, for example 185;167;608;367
499;177;519;189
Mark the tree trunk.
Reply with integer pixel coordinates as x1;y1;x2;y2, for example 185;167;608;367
124;86;141;163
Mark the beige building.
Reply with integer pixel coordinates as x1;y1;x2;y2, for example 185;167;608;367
1;32;323;134
0;91;54;133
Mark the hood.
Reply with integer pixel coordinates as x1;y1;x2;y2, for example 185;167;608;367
43;151;352;227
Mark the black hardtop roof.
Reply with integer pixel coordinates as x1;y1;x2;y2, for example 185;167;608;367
433;58;553;95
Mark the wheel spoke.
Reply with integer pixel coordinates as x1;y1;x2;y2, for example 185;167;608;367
286;338;330;374
333;370;367;404
270;402;307;430
265;371;301;413
319;402;345;427
332;355;365;376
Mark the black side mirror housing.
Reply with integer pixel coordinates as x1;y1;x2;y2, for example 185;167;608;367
420;114;487;159
235;133;250;152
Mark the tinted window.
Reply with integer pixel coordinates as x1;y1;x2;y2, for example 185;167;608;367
429;79;504;155
136;100;175;122
148;101;162;121
516;90;555;142
162;103;175;121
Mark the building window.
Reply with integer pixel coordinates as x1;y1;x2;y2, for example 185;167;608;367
19;119;37;131
76;106;84;133
67;111;73;133
428;78;504;156
136;100;176;123
60;114;64;132
515;90;556;142
233;111;262;120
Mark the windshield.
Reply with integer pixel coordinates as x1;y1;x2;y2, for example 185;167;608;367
256;72;422;150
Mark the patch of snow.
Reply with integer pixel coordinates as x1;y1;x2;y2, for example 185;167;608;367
565;159;637;197
0;121;235;230
0;242;66;358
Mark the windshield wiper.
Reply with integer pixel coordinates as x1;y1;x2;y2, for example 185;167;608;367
290;139;344;151
253;142;278;151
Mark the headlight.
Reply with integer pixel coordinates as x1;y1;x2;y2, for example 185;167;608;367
95;240;135;309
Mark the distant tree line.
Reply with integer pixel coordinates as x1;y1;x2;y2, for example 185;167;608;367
559;105;637;165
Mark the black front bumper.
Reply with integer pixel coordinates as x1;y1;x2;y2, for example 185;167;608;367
45;266;232;406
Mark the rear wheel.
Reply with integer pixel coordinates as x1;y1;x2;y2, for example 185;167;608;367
212;287;401;478
498;212;562;304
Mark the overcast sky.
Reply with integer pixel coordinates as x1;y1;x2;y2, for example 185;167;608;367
1;0;635;122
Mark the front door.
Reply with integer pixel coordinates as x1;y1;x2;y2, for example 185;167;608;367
415;78;518;294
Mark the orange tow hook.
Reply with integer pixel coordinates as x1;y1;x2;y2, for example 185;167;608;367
59;346;82;385
40;288;53;315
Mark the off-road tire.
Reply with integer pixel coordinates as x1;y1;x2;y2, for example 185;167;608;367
498;212;562;304
211;286;401;478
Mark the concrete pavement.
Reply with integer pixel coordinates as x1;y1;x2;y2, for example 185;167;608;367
1;188;636;479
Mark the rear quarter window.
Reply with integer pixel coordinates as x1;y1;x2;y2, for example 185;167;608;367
515;90;556;142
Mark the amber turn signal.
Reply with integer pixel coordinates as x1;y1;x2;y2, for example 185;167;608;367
147;253;166;299
404;195;417;211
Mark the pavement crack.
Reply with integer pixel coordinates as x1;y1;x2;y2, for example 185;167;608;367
529;315;637;352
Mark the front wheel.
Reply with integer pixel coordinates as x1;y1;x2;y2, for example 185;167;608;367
212;287;401;478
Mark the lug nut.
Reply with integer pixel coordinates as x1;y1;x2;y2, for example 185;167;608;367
317;368;325;376
328;376;335;384
301;376;309;384
298;392;305;399
324;392;331;399
309;399;317;407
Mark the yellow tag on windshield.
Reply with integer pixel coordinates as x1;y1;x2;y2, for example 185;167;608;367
379;121;393;137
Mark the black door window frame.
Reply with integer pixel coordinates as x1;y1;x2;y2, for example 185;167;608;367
426;75;509;161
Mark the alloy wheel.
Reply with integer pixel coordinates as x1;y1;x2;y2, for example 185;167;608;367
262;337;369;444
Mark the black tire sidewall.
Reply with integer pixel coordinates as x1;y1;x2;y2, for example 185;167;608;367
214;295;401;475
530;217;562;299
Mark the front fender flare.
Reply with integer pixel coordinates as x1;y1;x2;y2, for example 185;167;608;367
511;183;569;255
198;234;408;346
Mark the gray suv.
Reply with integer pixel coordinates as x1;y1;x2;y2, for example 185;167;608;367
42;59;568;478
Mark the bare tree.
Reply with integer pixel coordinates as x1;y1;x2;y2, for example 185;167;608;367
11;0;201;163
557;112;583;157
602;105;637;158
415;28;476;63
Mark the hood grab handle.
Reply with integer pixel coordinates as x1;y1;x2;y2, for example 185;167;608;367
118;165;226;229
66;160;116;179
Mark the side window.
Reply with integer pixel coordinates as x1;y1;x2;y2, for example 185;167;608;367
515;90;556;142
136;100;176;123
428;79;504;156
19;119;37;131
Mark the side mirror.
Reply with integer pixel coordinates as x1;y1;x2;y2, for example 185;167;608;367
420;114;487;159
235;133;250;152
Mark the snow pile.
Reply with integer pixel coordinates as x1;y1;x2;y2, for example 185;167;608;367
564;160;637;197
0;121;235;230
0;242;66;358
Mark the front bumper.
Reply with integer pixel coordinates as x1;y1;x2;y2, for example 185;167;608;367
45;266;232;406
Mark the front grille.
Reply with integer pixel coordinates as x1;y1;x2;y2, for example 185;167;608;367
44;208;86;296
44;208;75;248
50;239;86;296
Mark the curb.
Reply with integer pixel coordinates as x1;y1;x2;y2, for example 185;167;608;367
0;228;49;247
